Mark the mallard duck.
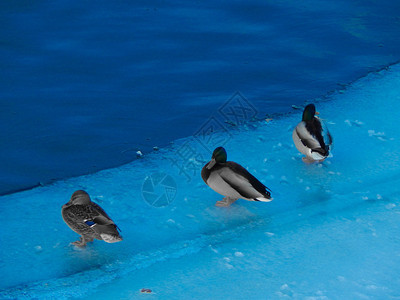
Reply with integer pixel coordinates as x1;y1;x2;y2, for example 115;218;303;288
61;190;122;247
201;147;272;207
292;104;332;163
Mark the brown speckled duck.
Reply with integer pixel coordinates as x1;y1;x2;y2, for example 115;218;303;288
61;190;122;247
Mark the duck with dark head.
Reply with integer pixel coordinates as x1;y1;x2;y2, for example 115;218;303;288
292;104;333;163
201;147;272;207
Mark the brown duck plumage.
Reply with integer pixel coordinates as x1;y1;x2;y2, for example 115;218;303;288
61;190;122;247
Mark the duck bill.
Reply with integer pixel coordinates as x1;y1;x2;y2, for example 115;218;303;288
315;111;320;115
206;158;216;169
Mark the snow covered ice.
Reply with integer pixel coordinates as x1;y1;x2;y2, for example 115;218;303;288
1;65;400;299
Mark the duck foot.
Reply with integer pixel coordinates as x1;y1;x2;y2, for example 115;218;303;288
215;197;238;207
71;236;94;247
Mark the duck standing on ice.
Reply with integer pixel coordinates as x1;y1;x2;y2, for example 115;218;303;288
201;147;272;207
62;190;122;247
292;104;333;163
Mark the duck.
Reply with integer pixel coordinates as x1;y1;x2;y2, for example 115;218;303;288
292;103;333;163
201;147;272;207
61;190;122;247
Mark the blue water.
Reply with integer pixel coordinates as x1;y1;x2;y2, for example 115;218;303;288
1;0;400;195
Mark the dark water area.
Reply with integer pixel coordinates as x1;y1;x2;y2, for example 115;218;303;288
1;0;400;195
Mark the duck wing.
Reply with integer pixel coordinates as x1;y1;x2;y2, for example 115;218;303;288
62;205;98;235
90;203;114;224
219;162;271;200
295;122;322;150
297;118;334;156
324;127;333;148
89;202;122;234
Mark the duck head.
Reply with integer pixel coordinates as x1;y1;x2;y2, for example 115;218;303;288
207;146;227;169
302;104;319;121
68;190;91;206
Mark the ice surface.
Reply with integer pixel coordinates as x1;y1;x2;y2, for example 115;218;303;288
1;64;400;299
2;0;400;195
